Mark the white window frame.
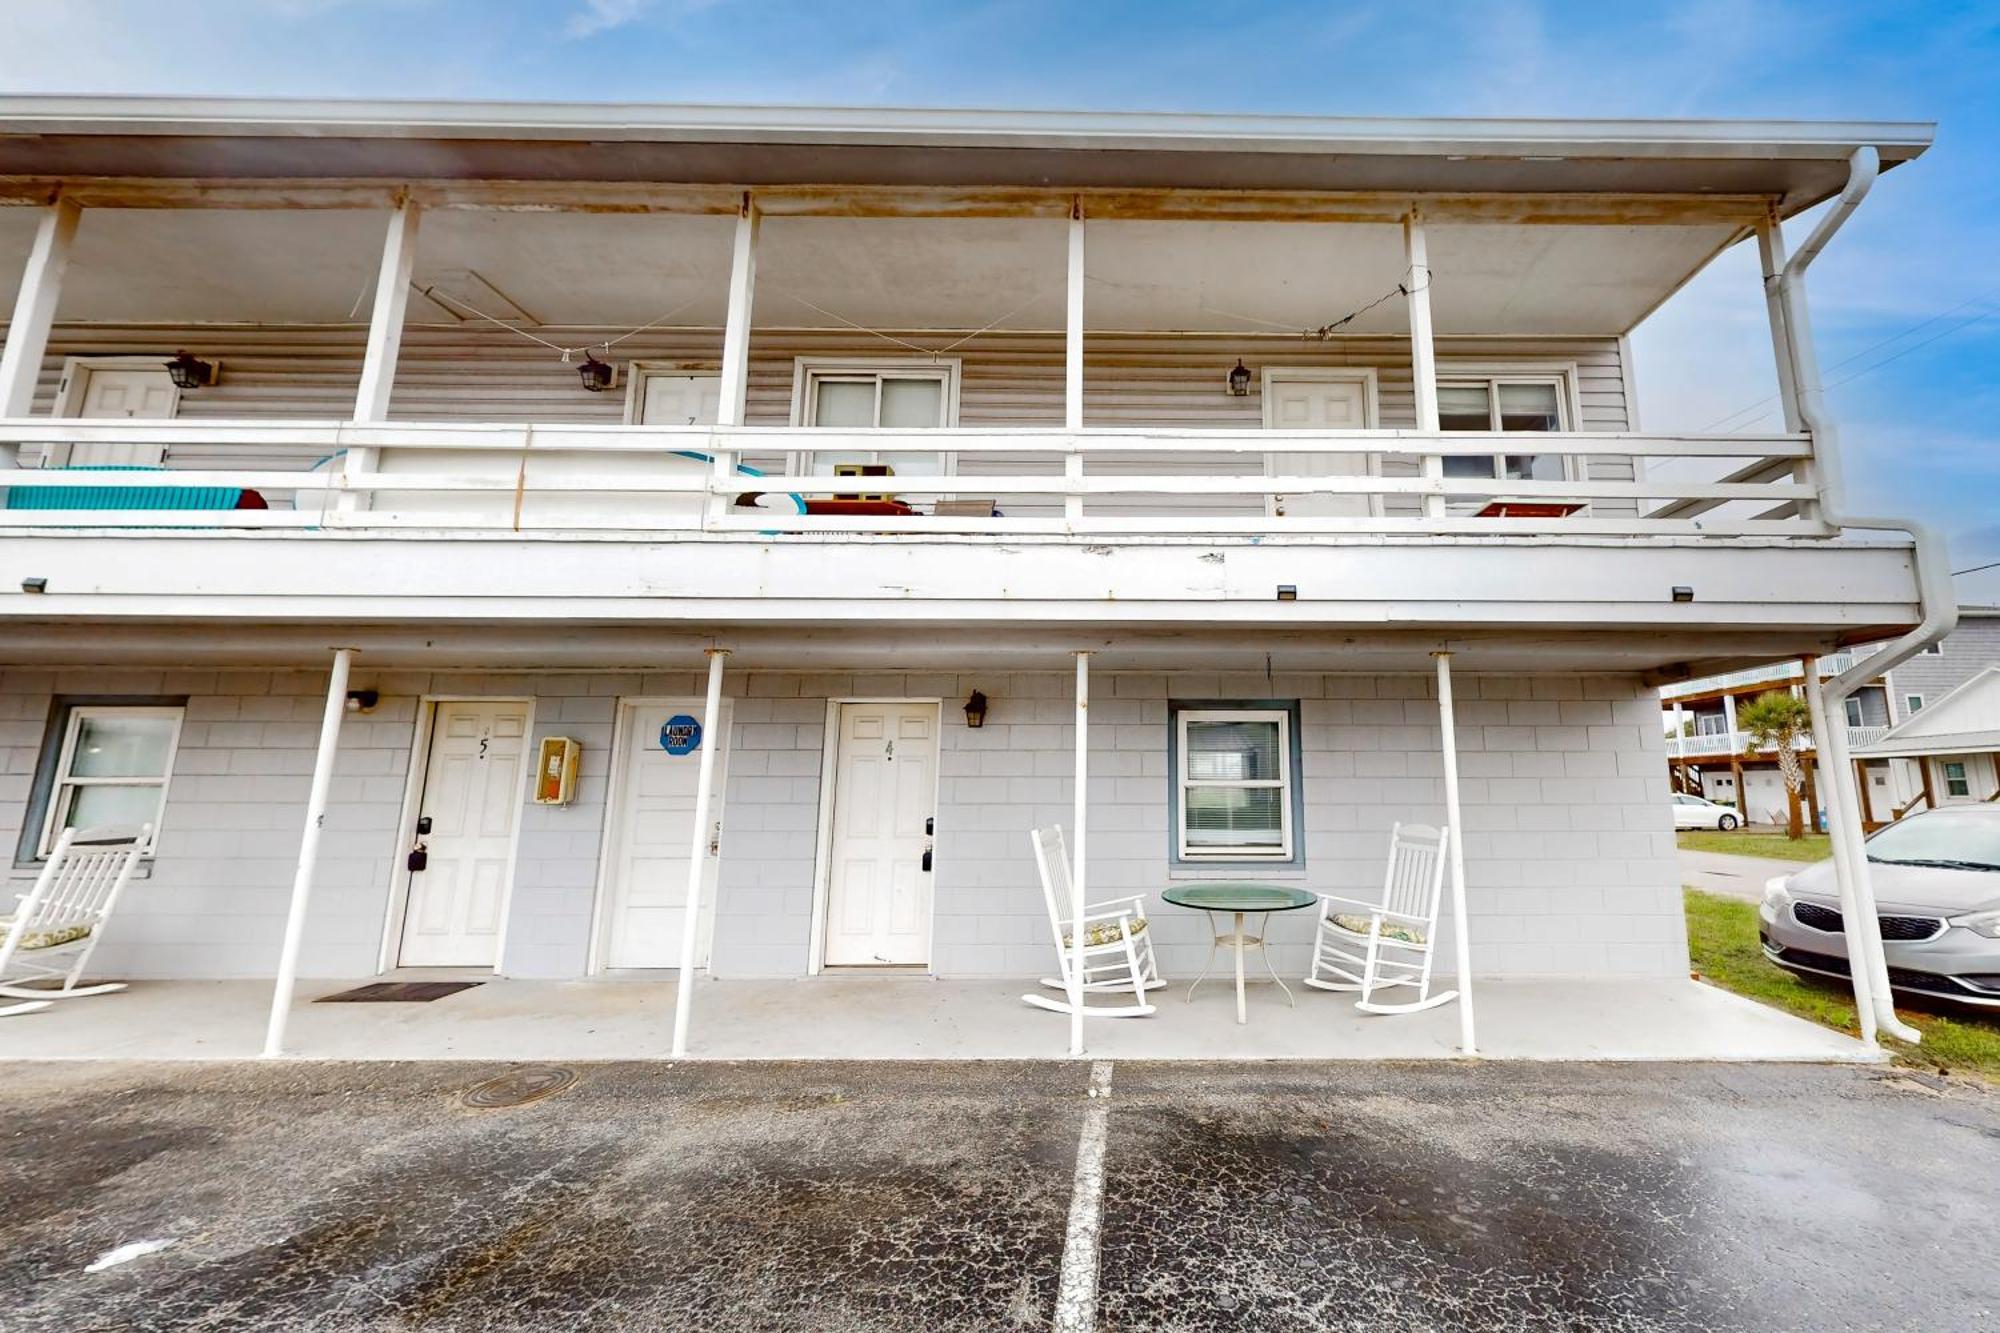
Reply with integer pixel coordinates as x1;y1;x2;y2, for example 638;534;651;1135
1844;696;1865;727
37;704;184;856
1906;694;1925;716
1943;760;1971;798
1175;708;1294;860
788;357;961;484
1434;363;1581;482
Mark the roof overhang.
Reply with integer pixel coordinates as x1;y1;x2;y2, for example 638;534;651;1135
0;98;1934;215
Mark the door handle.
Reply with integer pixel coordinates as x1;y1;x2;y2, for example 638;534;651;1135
921;847;933;873
925;816;934;836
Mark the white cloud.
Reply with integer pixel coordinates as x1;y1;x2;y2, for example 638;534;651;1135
565;0;651;39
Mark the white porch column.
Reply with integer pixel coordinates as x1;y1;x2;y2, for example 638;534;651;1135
717;195;759;428
1403;209;1442;518
1800;658;1879;1045
670;647;730;1058
1722;691;1739;742
0;197;81;458
1070;650;1090;1057
1432;652;1476;1055
341;198;420;511
1064;201;1085;523
262;647;354;1057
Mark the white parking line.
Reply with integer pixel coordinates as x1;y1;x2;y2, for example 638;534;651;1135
1052;1060;1115;1333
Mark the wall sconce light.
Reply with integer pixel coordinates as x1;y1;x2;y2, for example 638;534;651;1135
963;690;989;728
20;576;47;594
1226;359;1252;397
344;688;380;713
1276;584;1298;601
1671;586;1695;603
577;353;615;392
165;351;217;389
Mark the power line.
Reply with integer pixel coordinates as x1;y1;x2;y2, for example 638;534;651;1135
1953;559;2000;578
1698;285;2000;433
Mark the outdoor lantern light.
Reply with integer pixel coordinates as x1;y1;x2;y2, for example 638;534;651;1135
1276;584;1298;601
1226;359;1252;396
1672;586;1695;603
165;351;216;389
963;690;989;728
344;689;380;713
20;577;47;594
577;353;615;392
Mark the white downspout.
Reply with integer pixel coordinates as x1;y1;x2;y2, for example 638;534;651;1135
1772;146;1957;1044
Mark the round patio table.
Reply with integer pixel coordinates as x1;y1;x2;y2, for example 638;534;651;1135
1160;882;1317;1025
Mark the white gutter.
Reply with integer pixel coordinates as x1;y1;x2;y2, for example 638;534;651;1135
1772;145;1958;1045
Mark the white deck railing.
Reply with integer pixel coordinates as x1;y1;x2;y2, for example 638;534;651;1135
1664;727;1880;759
0;420;1824;539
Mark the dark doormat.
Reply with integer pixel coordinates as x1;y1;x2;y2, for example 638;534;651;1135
315;981;484;1003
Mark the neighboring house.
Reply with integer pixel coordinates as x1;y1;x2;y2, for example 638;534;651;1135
1661;607;1999;826
0;99;1942;1048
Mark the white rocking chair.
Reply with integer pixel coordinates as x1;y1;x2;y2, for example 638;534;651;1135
1304;821;1458;1014
1021;824;1163;1018
0;824;149;1018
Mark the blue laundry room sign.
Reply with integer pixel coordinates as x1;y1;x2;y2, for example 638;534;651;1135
659;714;702;755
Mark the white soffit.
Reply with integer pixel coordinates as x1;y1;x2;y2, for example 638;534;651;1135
0;203;1740;335
410;210;736;327
57;208;387;323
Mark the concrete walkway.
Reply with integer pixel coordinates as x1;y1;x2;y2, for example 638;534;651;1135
0;975;1873;1064
2;1059;1994;1331
1680;848;1812;901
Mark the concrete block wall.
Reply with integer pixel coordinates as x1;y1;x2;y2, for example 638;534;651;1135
705;669;1686;981
1;664;1684;983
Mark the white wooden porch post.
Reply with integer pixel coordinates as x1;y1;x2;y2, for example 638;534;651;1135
1070;650;1090;1057
1404;208;1443;519
1433;652;1476;1055
1064;200;1085;523
717;195;759;428
0;196;81;459
262;647;354;1057
341;197;420;510
670;647;729;1058
1754;211;1803;433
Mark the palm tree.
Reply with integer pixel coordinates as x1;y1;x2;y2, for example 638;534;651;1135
1738;690;1815;839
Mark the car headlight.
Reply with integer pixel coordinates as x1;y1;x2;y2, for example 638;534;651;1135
1947;910;2000;939
1760;877;1792;921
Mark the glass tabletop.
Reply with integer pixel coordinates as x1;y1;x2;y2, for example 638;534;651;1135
1160;882;1317;913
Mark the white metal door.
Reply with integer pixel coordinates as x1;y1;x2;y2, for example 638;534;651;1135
823;702;938;967
1267;375;1373;517
635;372;721;426
602;698;733;969
64;365;178;466
399;701;530;968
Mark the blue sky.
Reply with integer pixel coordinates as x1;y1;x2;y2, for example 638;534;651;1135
3;0;1996;597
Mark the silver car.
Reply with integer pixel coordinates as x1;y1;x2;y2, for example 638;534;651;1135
1760;806;2000;1008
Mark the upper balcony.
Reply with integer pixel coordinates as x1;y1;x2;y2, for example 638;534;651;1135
0;100;1937;672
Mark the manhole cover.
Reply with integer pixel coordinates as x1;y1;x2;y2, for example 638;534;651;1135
461;1066;579;1110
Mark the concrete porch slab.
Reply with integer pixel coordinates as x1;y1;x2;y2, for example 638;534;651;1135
0;975;1878;1064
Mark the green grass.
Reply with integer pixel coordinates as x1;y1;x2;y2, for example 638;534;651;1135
1677;829;1831;861
1684;887;2000;1083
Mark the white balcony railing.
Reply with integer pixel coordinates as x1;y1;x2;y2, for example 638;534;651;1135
0;420;1824;539
1664;726;1882;759
1658;645;1878;700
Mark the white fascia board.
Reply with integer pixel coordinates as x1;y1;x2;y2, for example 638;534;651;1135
0;95;1935;161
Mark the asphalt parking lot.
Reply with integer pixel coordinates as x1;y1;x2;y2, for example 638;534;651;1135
3;1059;1996;1332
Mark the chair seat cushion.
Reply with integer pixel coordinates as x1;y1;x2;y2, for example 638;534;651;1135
1063;916;1147;949
0;917;92;951
1327;913;1427;946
